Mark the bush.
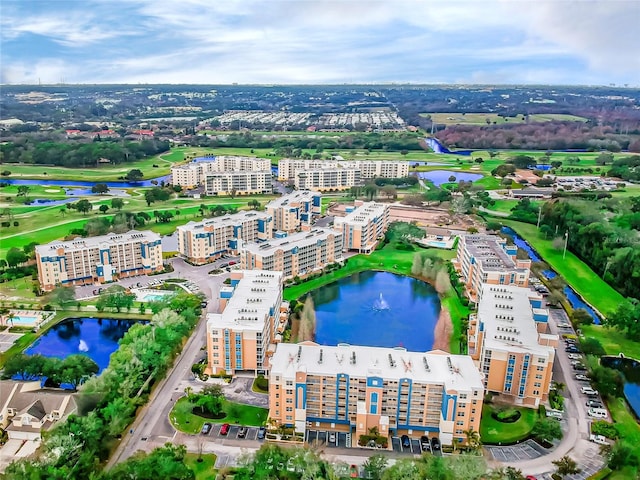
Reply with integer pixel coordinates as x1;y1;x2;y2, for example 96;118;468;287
591;420;618;439
255;374;268;391
493;408;521;423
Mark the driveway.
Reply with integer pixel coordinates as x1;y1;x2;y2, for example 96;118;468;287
222;376;268;408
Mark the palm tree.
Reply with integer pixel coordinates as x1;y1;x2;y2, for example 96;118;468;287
463;429;482;451
552;455;581;478
551;381;566;393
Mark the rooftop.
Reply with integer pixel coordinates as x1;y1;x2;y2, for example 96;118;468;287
335;202;388;226
463;234;529;272
266;190;320;209
271;343;484;392
178;210;271;232
242;228;340;256
478;284;556;356
36;230;160;254
207;270;283;332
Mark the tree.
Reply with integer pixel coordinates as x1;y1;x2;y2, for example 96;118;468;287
248;199;261;210
531;417;562;443
595;152;614;165
448;175;456;183
16;185;31;198
604;299;640;341
125;169;144;182
601;441;640;471
111;198;124;211
381;185;397;199
99;204;109;214
552;456;580;478
145;189;157;207
296;296;316;342
51;285;76;306
364;183;378;200
362;454;388;480
571;308;594;326
6;247;27;267
463;429;482;451
106;443;194;480
229;187;237;199
486;221;502;232
58;354;99;389
91;183;110;194
23;242;38;258
75;199;93;215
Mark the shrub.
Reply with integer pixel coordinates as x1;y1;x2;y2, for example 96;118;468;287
591;420;618;439
493;408;521;423
255;374;268;391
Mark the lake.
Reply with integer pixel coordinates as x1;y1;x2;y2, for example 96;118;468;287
415;170;483;186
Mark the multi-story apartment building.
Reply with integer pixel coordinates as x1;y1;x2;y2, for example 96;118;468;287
204;171;272;196
177;211;273;264
206;270;287;376
269;343;484;447
240;228;343;279
277;159;409;181
294;168;361;192
36;231;162;291
171;155;271;188
454;234;531;302
334;201;390;253
468;284;558;407
266;191;322;233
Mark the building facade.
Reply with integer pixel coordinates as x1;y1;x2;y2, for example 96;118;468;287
294;168;361;192
204;171;272;196
206;270;287;376
468;284;558;407
36;230;162;291
171;155;271;188
454;234;531;302
177;211;273;264
278;159;409;182
334;201;390;253
240;228;343;279
268;343;484;447
266;191;322;233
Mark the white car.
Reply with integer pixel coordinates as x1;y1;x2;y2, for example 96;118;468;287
557;322;571;328
567;353;582;360
581;386;598;395
575;374;590;381
589;434;608;445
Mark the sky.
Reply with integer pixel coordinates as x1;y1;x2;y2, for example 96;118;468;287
1;0;639;86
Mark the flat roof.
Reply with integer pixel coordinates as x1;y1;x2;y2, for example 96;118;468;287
271;343;484;392
36;230;160;254
266;190;320;209
462;234;529;272
478;284;556;356
335;202;388;226
242;228;340;257
178;210;271;232
207;270;283;332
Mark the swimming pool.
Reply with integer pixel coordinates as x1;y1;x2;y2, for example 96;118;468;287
143;294;169;302
7;315;40;327
426;241;448;248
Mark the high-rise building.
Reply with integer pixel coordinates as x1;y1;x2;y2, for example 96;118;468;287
206;270;287;376
294;168;361;192
454;234;531;302
177;211;273;264
334;201;390;253
171;156;271;188
36;231;162;291
268;343;484;447
240;228;343;279
277;159;409;182
266;191;322;233
204;171;272;196
469;284;558;407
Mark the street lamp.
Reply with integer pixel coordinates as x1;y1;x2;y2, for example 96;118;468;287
562;231;569;259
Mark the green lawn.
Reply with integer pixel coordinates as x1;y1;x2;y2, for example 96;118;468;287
421;112;588;126
184;453;217;480
499;219;624;318
170;397;268;434
480;404;539;445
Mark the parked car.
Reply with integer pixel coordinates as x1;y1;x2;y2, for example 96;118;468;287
220;263;229;268
588;408;608;419
238;426;247;438
401;435;411;448
257;426;266;439
431;437;441;451
328;432;336;443
581;386;598;395
201;423;212;434
567;353;582;360
589;434;608;445
420;435;431;451
546;410;563;419
575;374;590;381
586;400;604;409
557;322;571;328
566;346;580;353
573;364;587;371
229;261;237;265
220;423;230;435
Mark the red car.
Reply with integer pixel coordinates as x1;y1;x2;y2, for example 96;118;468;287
220;423;230;435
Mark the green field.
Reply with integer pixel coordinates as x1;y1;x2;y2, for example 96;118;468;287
184;453;217;480
421;112;588;126
479;404;539;444
170;397;268;434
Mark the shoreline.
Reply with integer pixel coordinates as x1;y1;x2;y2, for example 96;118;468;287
432;306;453;352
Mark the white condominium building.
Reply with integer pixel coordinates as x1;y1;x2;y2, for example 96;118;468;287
278;159;409;181
266;190;322;233
171;155;271;188
204;171;272;195
334;201;390;253
269;343;484;447
206;270;287;375
36;230;162;291
294;168;362;191
240;228;343;279
177;211;273;264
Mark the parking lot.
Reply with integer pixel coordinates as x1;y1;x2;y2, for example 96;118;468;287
390;436;426;455
486;439;548;462
203;424;265;442
306;430;350;448
0;332;22;353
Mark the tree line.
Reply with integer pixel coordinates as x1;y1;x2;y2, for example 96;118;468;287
2;353;99;389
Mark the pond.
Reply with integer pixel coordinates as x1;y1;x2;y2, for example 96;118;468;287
308;271;441;351
600;356;640;420
415;170;483;186
25;317;137;373
4;176;170;189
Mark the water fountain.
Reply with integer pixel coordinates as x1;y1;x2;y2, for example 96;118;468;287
78;339;89;352
373;293;390;311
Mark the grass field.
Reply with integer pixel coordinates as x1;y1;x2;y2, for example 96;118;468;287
479;404;539;444
184;453;217;480
499;219;624;317
170;397;268;434
421;112;588;126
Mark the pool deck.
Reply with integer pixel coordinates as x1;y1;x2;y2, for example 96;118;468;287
1;309;50;329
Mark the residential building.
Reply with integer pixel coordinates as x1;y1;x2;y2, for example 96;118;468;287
171;155;271;188
0;380;77;441
334;201;390;253
204;171;272;196
468;284;558;407
240;228;343;279
294;168;362;192
266;191;322;233
177;211;273;264
35;230;162;291
268;343;484;447
206;270;287;376
278;159;409;182
454;234;531;302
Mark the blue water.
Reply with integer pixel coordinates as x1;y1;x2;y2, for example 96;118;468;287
25;317;135;373
424;138;473;156
503;227;600;324
410;162;448;167
529;165;553;171
416;170;483;186
309;271;441;351
5;175;170;188
600;357;640;420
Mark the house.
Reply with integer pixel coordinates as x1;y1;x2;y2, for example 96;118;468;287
0;381;77;441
